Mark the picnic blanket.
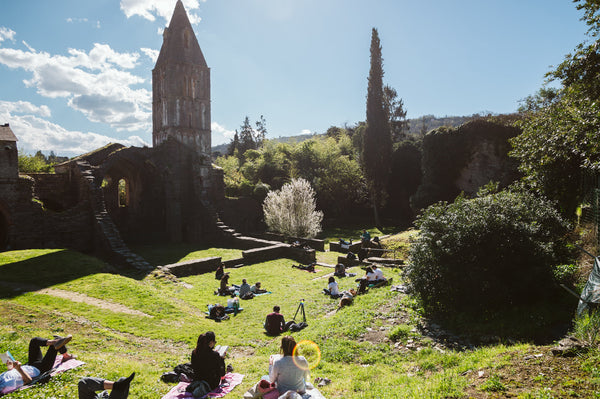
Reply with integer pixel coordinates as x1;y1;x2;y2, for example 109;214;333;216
161;372;244;399
2;355;85;396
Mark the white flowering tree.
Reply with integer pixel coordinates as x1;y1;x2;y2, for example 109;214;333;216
263;178;323;238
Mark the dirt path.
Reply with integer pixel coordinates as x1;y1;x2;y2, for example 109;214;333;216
0;281;151;317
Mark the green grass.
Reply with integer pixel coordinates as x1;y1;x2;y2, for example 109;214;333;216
0;244;596;398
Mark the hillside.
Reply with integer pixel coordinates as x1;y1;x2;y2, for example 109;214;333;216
0;238;597;398
211;115;475;154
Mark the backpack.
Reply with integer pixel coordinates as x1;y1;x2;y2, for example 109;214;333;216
186;380;211;398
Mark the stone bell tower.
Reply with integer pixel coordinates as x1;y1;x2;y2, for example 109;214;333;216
152;0;211;163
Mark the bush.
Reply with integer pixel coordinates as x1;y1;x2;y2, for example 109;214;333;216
406;187;572;315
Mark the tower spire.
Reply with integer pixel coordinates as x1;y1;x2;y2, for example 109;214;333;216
152;0;211;161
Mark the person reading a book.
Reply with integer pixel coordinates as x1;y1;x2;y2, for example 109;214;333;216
191;331;226;390
77;372;135;399
250;281;267;294
0;334;73;395
269;336;310;396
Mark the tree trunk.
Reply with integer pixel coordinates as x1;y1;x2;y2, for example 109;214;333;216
372;196;381;228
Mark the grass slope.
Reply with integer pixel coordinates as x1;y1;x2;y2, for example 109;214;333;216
0;247;598;398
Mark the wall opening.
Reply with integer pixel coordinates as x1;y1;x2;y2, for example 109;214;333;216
118;178;129;207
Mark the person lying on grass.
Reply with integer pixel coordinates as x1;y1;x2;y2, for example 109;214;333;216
250;281;267;294
0;334;74;395
78;372;135;399
191;331;226;391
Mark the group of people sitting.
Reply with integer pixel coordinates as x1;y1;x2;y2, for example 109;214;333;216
0;334;135;398
217;271;267;299
323;264;387;306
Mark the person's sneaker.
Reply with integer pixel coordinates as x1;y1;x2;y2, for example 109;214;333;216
53;334;72;350
113;372;135;396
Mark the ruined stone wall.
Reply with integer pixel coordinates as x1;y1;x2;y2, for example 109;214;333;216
220;197;263;234
27;173;79;211
1;176;93;251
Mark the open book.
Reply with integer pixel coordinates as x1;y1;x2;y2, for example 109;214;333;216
0;351;15;364
215;345;228;357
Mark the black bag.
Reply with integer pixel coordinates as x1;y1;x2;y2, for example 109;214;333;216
186;380;211;398
289;322;308;332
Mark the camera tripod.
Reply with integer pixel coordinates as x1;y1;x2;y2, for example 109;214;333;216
292;300;306;323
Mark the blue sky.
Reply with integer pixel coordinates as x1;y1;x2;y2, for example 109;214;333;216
0;0;589;156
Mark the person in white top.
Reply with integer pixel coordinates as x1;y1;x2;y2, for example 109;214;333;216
269;336;310;395
323;276;339;297
372;265;385;281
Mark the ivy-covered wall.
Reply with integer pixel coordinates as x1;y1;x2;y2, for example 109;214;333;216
411;119;521;211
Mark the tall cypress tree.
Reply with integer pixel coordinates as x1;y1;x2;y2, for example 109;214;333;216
363;28;392;227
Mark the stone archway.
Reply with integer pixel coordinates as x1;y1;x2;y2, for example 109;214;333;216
99;150;167;244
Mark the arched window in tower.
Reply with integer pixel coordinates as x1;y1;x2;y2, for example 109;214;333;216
201;103;206;130
118;178;129;207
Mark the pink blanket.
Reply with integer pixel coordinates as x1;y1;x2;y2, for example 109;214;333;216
162;373;244;399
51;356;85;375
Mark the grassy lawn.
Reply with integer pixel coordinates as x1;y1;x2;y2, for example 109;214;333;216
0;244;598;398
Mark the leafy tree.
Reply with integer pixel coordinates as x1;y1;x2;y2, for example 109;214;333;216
383;85;408;141
510;0;600;214
228;115;268;158
263;178;323;238
18;152;55;173
363;28;392;227
406;187;572;315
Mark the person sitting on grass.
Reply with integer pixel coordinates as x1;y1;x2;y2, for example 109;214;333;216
372;265;386;283
356;266;376;294
361;229;371;245
191;331;226;391
322;276;340;298
0;334;73;395
334;263;346;278
269;336;310;396
218;274;235;296
264;306;293;336
78;372;135;399
251;281;267;294
238;279;254;299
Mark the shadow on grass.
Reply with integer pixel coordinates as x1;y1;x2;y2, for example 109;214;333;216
130;242;243;267
0;249;109;299
426;296;575;346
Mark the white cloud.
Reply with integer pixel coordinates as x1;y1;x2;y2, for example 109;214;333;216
120;0;203;25
0;100;149;157
141;47;159;63
0;27;16;43
211;121;235;145
66;17;89;23
0;42;151;132
300;129;312;135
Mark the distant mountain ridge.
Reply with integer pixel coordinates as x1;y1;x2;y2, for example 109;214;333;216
211;115;474;154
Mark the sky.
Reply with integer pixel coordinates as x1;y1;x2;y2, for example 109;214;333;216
0;0;590;157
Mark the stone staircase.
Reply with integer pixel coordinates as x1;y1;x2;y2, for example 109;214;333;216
76;161;152;271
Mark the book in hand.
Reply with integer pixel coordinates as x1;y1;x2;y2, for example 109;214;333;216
215;345;228;357
0;351;15;364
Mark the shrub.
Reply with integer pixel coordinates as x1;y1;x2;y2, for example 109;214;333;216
406;187;571;314
262;178;323;238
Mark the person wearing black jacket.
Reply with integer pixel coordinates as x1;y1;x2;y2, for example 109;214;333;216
190;331;225;390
